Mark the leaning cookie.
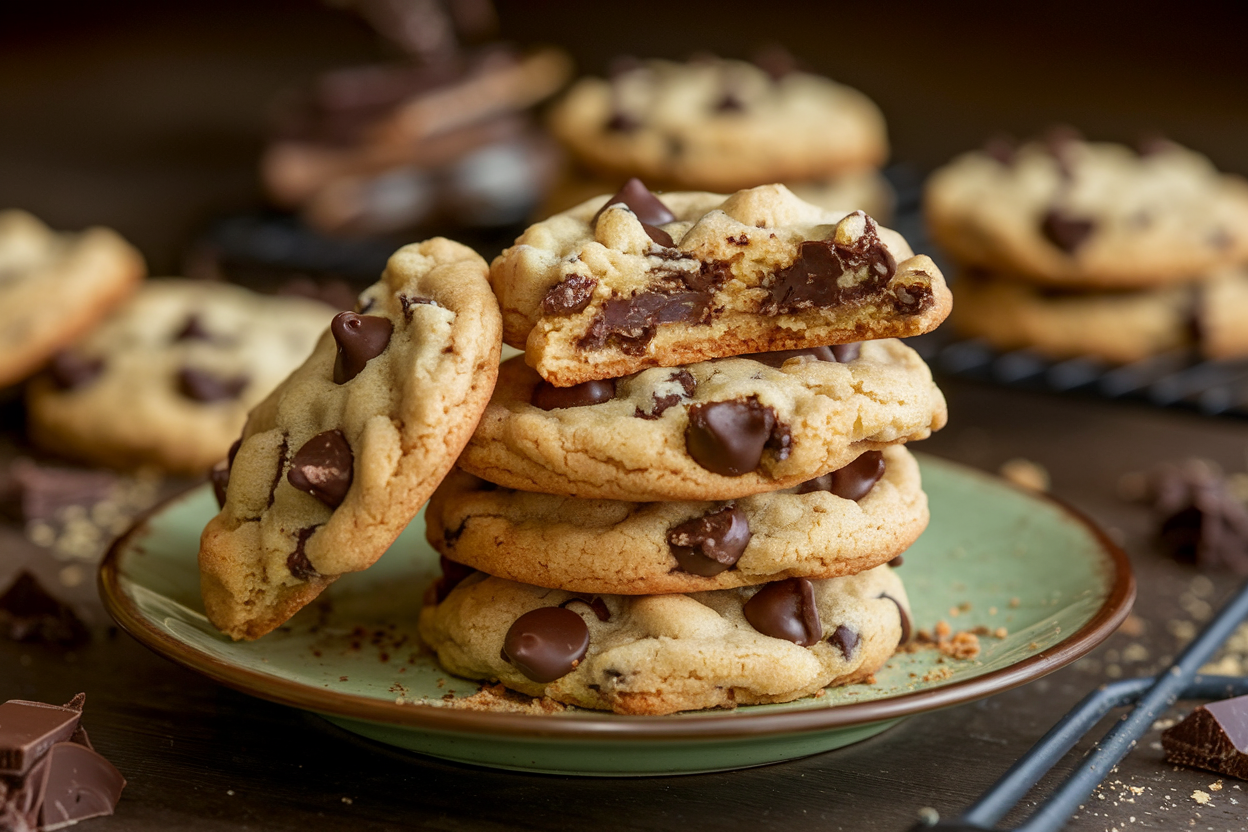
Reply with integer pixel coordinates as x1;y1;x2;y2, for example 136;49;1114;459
493;181;951;386
0;210;145;389
420;563;910;715
429;446;924;594
26;280;335;474
926;133;1248;289
199;238;501;640
457;341;946;502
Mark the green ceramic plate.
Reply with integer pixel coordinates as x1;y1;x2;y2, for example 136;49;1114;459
99;454;1133;776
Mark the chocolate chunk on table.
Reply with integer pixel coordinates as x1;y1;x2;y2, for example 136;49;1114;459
1162;694;1248;779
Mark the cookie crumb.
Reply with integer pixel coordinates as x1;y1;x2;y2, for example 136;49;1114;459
1192;789;1211;805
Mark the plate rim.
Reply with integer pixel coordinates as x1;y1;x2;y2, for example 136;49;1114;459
99;453;1135;742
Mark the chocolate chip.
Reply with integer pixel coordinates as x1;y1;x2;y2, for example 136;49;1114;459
177;368;248;402
1162;694;1248;779
878;592;911;644
48;352;104;391
331;312;393;384
667;504;752;576
742;343;860;368
592;178;677;227
531;378;616;410
503;607;590;683
744;578;821;646
1040;209;1095;254
636;369;695;419
210;461;230;509
983;134;1017;165
579;290;713;355
751;44;798;81
540;275;597;316
605;111;641;132
763;220;897;314
797;450;886;501
0;571;89;646
685;397;786;477
287;526;321;580
714;91;745;113
888;555;904;568
287;429;354;508
561;595;611;622
173;315;213;342
399;295;437;322
828;624;859;658
1136;133;1178;157
643;224;674;247
429;555;476;605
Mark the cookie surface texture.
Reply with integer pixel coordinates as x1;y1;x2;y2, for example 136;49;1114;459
419;564;910;715
492;183;951;385
429;445;925;594
458;339;946;501
26;279;335;474
199;238;502;640
0;210;145;389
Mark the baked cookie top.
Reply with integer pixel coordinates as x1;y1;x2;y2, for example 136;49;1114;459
199;238;502;640
548;56;888;193
492;182;951;386
428;445;925;594
419;563;910;715
0;210;145;389
925;133;1248;288
458;339;947;502
25;279;335;475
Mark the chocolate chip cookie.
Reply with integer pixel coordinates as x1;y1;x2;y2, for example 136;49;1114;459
548;56;888;194
26;279;335;474
492;181;951;386
458;339;946;501
428;445;924;594
926;132;1248;289
199;238;502;640
420;562;909;715
0;210;145;389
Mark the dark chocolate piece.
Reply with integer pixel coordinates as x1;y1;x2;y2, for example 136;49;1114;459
1140;461;1248;575
0;698;83;776
643;224;674;247
763;215;898;314
751;44;799;81
0;459;117;523
878;593;911;644
578;290;713;355
1040;209;1095;254
667;504;752;576
47;352;104;391
983;134;1017;165
177;367;248;403
173;315;213;342
210;438;243;510
428;555;476;605
531;379;616;411
636;369;696;419
540;275;597;316
331;312;393;383
742;343;860;368
1162;695;1248;779
888;555;904;568
399;295;438;322
591;178;676;227
714;91;745;113
829;624;859;658
37;741;126;829
287;430;354;508
0;572;89;647
286;526;322;580
561;595;611;622
685;397;787;477
797;450;886;501
503;607;590;683
743;578;821;646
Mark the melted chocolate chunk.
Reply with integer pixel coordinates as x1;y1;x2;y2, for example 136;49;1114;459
48;352;104;391
636;369;696;419
685;259;735;293
797;450;886;501
332;312;393;383
763;219;897;314
685;397;788;477
1162;695;1248;779
742;343;860;368
892;281;934;314
591;178;677;227
743;578;821;646
287;429;354;508
578;291;713;355
173;315;213;342
287;526;322;580
531;378;616;410
428;555;476;605
878;593;912;644
828;624;859;658
1040;209;1096;254
0;572;88;647
561;595;611;622
503;607;590;683
540;275;597;316
177;368;248;402
399;295;437;322
667;504;752;576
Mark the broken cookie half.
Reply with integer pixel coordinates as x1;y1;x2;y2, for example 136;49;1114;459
198;238;502;640
491;181;951;387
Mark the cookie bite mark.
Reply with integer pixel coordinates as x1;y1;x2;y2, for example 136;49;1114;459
685;397;790;477
744;577;821;646
177;367;249;403
503;607;590;683
762;211;899;314
797;450;886;501
287;429;354;508
332;312;393;383
287;526;322;580
531;378;616;410
667;504;751;576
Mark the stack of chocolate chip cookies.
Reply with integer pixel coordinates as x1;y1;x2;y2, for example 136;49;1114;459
418;181;952;715
926;131;1248;363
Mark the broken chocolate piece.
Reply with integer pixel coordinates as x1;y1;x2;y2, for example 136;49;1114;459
1162;695;1248;779
531;378;616;411
287;430;354;508
743;578;821;646
286;526;322;580
38;741;126;830
1040;209;1095;254
878;593;911;644
685;397;787;477
829;624;859;658
177;368;248;403
0;572;88;647
797;450;886;501
331;311;393;384
47;352;104;391
667;504;752;577
541;275;597;316
503;607;590;683
1137;460;1248;575
763;214;897;314
561;595;611;622
579;290;713;355
591;178;676;227
636;369;695;419
0;698;84;776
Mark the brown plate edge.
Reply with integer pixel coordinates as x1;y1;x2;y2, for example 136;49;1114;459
98;455;1135;743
